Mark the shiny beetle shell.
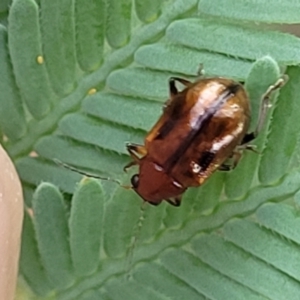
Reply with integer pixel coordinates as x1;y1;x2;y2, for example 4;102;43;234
125;76;282;206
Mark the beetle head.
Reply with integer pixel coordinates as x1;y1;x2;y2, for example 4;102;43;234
130;157;186;205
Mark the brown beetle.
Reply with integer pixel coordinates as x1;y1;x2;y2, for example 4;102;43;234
125;76;284;206
55;74;284;207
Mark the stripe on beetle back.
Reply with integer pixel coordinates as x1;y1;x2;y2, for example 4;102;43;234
165;85;237;171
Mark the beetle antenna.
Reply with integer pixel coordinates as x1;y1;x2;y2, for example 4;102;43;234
125;201;147;279
53;158;130;188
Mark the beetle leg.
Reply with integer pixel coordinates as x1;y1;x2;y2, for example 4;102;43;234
236;144;259;153
241;132;255;144
164;77;193;109
169;78;179;98
256;77;286;136
165;196;182;207
124;143;147;172
244;77;286;143
230;143;261;170
126;143;147;157
231;151;242;169
123;160;138;172
169;77;192;97
218;164;231;171
220;143;260;173
219;150;244;171
230;144;260;169
170;77;191;87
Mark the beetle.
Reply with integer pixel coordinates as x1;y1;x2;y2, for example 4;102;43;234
55;74;284;207
124;75;285;207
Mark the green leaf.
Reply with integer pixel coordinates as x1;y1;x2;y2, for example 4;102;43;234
103;187;141;258
224;218;300;280
0;0;11;14
160;248;264;299
69;179;104;276
2;1;300;299
256;203;300;242
40;0;76;96
135;0;162;23
199;0;300;23
133;262;203;300
19;211;53;296
82;92;161;131
259;66;300;184
167;18;300;64
0;25;26;140
16;157;81;194
192;233;299;299
75;0;105;71
106;0;132;48
58;113;144;155
135;43;252;80
32;183;74;290
8;0;54;118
